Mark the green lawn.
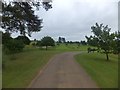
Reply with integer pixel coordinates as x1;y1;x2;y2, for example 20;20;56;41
2;48;61;88
75;52;118;88
54;44;90;51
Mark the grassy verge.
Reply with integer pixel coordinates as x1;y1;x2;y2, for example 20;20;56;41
54;44;90;51
75;52;118;88
2;49;61;88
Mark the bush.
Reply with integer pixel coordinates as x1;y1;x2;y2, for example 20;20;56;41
4;39;25;54
2;32;12;45
15;36;31;45
36;41;41;47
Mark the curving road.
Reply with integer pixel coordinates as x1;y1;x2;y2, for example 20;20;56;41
28;52;98;88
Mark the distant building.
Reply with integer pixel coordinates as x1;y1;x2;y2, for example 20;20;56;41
58;37;66;43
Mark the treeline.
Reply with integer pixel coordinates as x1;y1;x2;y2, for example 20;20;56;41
58;41;87;46
1;32;56;53
57;36;87;45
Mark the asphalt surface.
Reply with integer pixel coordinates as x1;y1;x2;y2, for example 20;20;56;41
28;52;98;88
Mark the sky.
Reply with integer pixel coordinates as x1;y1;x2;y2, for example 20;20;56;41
11;0;119;41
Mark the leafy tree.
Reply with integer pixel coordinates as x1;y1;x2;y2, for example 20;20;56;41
36;41;41;47
85;35;100;51
40;36;55;50
112;31;120;54
15;36;31;45
4;39;25;54
115;31;120;53
1;2;42;37
1;1;52;36
2;32;12;45
86;23;116;61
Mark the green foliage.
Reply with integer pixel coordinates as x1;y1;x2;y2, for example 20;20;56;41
85;35;99;47
36;41;41;47
0;2;44;36
4;39;25;54
2;2;43;36
2;32;12;45
40;36;55;50
1;1;52;36
15;36;31;45
112;31;120;54
86;23;118;60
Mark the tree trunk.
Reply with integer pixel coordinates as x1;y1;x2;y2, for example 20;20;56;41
106;52;109;61
46;46;47;50
97;47;100;52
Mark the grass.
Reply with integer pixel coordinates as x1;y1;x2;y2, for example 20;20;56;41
75;52;118;88
2;48;61;88
54;44;90;51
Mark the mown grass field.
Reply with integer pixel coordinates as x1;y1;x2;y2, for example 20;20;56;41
54;44;90;51
2;44;89;88
75;52;118;88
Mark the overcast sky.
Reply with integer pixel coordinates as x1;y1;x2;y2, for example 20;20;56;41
12;0;119;41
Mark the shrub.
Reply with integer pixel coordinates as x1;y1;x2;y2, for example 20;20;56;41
15;36;31;45
4;39;25;54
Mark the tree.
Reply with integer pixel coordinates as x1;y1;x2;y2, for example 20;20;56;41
1;1;52;36
15;36;31;45
115;31;120;53
86;23;116;61
85;35;100;51
40;36;55;50
4;39;25;54
111;31;120;54
36;41;41;47
80;40;87;45
2;32;12;45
